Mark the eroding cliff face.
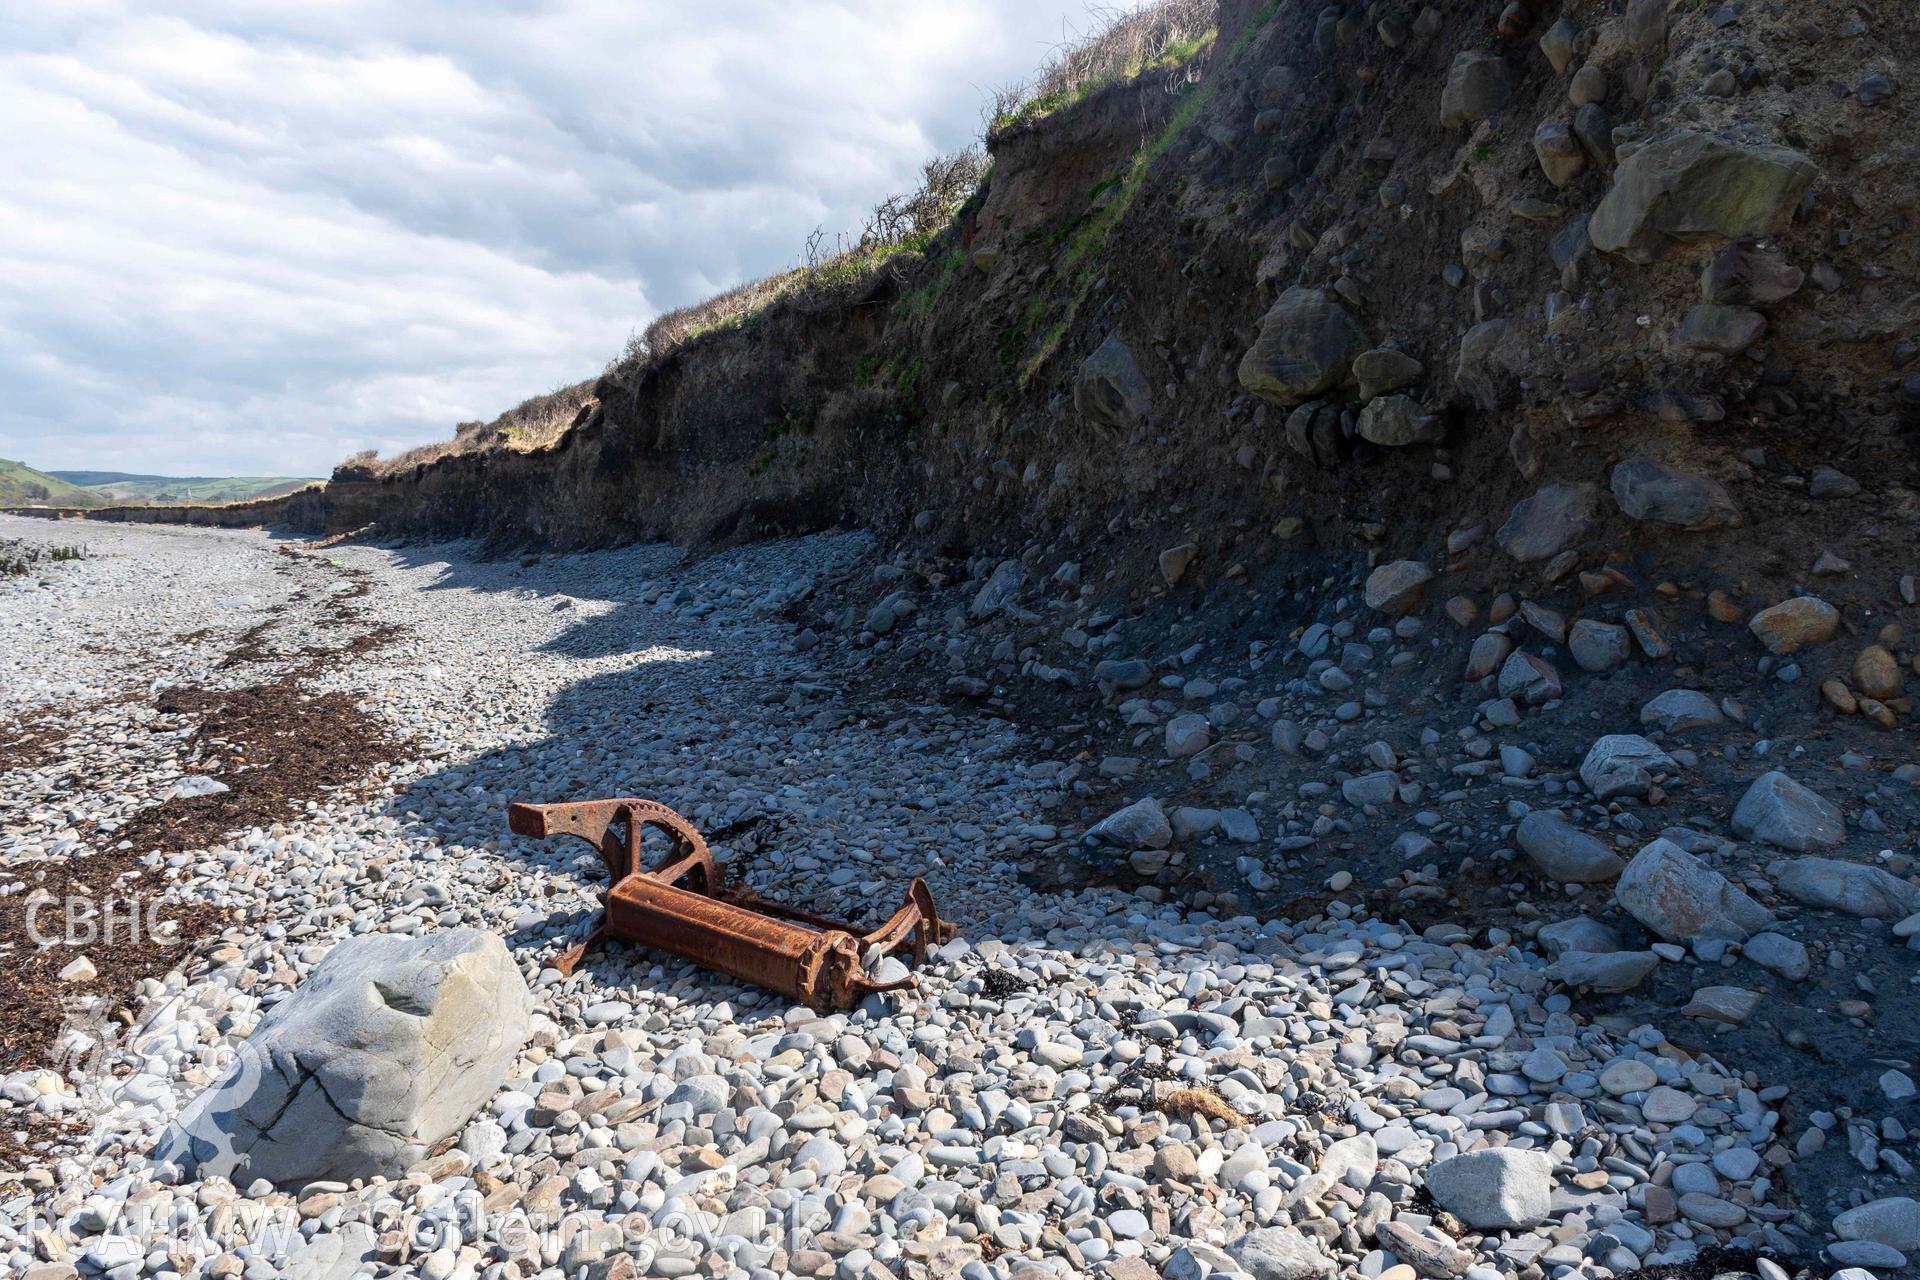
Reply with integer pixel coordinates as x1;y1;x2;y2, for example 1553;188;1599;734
119;0;1915;610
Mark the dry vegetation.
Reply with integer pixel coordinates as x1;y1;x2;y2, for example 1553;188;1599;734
350;380;597;477
611;146;989;379
987;0;1216;138
345;0;1211;479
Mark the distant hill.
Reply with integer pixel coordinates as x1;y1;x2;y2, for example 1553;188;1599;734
0;459;106;507
47;471;321;504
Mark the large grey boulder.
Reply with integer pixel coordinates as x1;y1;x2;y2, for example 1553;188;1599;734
1589;131;1819;263
1497;484;1601;563
152;930;532;1188
1074;333;1151;427
1086;796;1172;849
1516;811;1624;882
1228;1227;1336;1280
1615;838;1773;945
1579;735;1675;800
1424;1149;1552;1229
1238;288;1370;406
1768;857;1920;919
1544;950;1661;992
1610;460;1742;529
1731;772;1843;850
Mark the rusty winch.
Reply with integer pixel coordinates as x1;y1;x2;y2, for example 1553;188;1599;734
506;797;955;1009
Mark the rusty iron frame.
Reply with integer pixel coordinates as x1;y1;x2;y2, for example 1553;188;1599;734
506;797;955;1009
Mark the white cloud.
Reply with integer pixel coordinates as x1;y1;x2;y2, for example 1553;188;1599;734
0;0;1119;476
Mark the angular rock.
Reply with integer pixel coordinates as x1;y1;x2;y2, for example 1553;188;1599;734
1673;303;1765;354
1579;734;1675;800
1741;931;1810;980
1810;466;1861;498
1768;857;1920;918
1702;240;1804;305
1440;51;1513;129
152;930;532;1188
1343;771;1398;807
970;559;1025;618
1537;916;1622;958
1732;772;1844;850
1425;1149;1552;1229
1376;1221;1473;1278
1365;560;1434;616
1615;837;1773;944
1353;347;1423;401
1610;459;1742;529
1285;400;1345;468
1073;332;1151;427
1681;985;1762;1024
1589;130;1819;263
1228;1227;1336;1280
1159;543;1198;587
1545;950;1661;992
1086;796;1172;849
1454;319;1526;412
1498;651;1562;706
1357;394;1443;446
1533;120;1585;187
1640;688;1725;732
1238;288;1370;406
1517;811;1625;882
1748;596;1838;654
1165;713;1211;759
1497;484;1600;563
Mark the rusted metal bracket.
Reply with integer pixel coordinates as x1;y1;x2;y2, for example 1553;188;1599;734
506;797;956;1010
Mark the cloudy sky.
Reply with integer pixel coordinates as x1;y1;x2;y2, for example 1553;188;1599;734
1;1;1120;477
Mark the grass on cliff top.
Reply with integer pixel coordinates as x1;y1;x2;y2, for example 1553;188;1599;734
1015;0;1279;387
352;379;598;478
986;0;1217;139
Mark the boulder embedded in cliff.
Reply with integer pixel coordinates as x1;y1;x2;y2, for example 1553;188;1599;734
1588;130;1818;263
1237;288;1370;406
1496;483;1600;562
1610;459;1742;529
1357;395;1443;446
1364;560;1433;616
1353;348;1423;401
1440;52;1514;129
152;930;531;1188
1673;304;1765;354
1701;240;1804;304
1074;333;1152;427
1454;319;1526;412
